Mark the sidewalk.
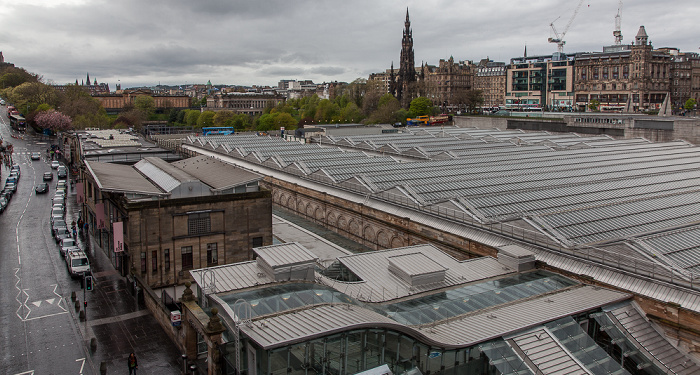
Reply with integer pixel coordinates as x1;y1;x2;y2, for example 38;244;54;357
65;184;183;374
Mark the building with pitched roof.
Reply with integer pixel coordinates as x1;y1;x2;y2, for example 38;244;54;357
79;154;271;288
179;130;700;364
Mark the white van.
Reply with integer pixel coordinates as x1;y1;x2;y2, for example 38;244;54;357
66;250;90;278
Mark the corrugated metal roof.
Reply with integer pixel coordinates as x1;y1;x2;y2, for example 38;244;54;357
241;285;630;350
253;242;318;268
328;245;512;302
172;155;263;191
85;160;165;196
190;261;275;293
387;252;446;276
508;328;588;375
605;302;700;375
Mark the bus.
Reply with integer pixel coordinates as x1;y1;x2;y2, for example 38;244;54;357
201;127;235;136
9;114;26;131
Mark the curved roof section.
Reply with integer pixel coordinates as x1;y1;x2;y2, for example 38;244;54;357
239;285;629;350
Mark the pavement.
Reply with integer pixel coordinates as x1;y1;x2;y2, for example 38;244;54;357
64;180;184;374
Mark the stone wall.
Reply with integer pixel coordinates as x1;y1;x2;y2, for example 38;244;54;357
126;191;272;288
264;177;496;261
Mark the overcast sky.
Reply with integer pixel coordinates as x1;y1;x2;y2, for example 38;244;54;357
1;0;698;89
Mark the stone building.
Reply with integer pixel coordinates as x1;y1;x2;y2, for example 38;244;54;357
93;88;190;111
206;92;285;116
419;56;474;111
473;59;506;109
662;49;700;110
79;155;272;288
574;26;672;112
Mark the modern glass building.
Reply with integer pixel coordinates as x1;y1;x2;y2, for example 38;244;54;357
189;243;699;375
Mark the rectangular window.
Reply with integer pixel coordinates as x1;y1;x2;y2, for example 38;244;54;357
152;250;158;273
207;243;218;265
181;246;193;270
164;249;170;271
140;252;146;274
188;213;211;235
252;237;263;248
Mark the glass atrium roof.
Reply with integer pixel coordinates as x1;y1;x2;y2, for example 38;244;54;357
218;270;577;326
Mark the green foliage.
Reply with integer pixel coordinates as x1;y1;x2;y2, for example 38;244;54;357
255;112;298;131
168;109;180;124
176;110;187;124
684;98;697;111
185;110;201;126
366;94;401;124
73;112;111;130
0;66;38;89
197;111;216;127
133;96;156;117
36;103;53;112
409;97;433;116
59;84;106;121
588;99;600;112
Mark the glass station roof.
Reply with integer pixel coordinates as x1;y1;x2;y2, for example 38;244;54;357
218;270;577;326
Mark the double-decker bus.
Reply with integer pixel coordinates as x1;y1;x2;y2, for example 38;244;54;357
201;127;235;136
9;114;26;131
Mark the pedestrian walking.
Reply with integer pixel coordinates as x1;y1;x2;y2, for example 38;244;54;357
127;352;138;374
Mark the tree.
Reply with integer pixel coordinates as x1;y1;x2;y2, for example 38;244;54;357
454;90;484;114
684;98;697;111
213;110;236;126
113;109;145;129
59;84;106;121
185;110;201;126
34;110;72;132
367;94;401;124
409;97;432;116
197;111;216;127
134;96;156;118
588;99;600;112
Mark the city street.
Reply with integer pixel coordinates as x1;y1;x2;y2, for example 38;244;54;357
0;113;89;373
0;108;186;374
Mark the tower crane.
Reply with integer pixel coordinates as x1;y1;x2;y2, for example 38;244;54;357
548;0;585;53
613;0;623;45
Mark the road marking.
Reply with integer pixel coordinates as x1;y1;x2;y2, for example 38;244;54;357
14;371;34;375
76;358;85;374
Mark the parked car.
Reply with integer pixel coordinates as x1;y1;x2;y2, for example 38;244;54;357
66;250;91;278
57;168;67;179
54;189;65;199
43;172;53;181
6;175;17;185
31;152;41;160
53;196;65;208
52;219;66;235
35;183;48;194
56;180;67;190
1;190;11;201
54;227;71;244
5;182;16;193
60;238;78;257
50;161;60;169
0;196;7;213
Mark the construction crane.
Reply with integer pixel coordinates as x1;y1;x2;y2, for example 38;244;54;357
548;0;585;53
613;0;623;45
